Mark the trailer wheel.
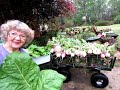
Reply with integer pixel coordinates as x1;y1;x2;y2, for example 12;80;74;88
91;73;109;88
58;70;71;83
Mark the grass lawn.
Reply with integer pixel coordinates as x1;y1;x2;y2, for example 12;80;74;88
78;24;120;35
96;24;120;34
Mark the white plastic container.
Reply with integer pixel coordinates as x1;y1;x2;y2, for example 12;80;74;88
32;55;50;65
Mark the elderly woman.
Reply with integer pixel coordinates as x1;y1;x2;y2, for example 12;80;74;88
0;20;34;64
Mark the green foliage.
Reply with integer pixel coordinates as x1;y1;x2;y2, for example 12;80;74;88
31;30;58;46
48;35;116;56
65;19;74;27
27;44;52;58
95;20;112;26
31;36;49;46
88;16;98;25
115;36;120;49
63;26;96;40
107;44;117;55
72;14;83;26
113;15;120;24
0;52;66;90
40;70;66;90
78;31;96;40
111;12;120;20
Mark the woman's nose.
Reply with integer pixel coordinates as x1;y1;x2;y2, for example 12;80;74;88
14;35;21;40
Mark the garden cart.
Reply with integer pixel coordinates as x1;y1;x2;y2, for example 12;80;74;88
47;35;117;88
50;53;116;88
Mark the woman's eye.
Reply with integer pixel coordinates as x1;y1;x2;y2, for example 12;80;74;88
21;35;26;38
11;32;17;36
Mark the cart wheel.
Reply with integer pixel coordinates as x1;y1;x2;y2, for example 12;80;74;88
91;73;109;88
58;70;71;83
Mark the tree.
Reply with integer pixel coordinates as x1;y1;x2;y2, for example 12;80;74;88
108;0;120;19
0;0;76;23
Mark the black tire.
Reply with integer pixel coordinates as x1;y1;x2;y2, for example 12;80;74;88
58;70;71;83
91;73;109;88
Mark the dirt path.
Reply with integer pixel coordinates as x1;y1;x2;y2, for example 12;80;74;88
61;60;120;90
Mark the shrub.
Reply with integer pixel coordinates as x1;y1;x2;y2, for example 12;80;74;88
95;20;112;26
113;15;120;24
65;19;74;27
72;14;83;26
30;30;58;46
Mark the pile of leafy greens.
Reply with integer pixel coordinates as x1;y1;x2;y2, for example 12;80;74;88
0;52;66;90
27;44;52;58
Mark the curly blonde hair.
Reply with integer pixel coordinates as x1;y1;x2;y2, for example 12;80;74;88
0;20;34;47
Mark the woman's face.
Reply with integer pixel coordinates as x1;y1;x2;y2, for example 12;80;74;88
6;30;26;49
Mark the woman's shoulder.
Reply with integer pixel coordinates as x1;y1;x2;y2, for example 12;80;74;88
0;44;9;64
0;44;9;54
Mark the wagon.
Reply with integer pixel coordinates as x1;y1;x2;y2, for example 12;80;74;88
50;53;116;88
31;32;118;88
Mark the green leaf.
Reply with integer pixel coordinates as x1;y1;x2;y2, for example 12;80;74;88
40;70;66;90
0;52;65;90
27;44;51;57
0;52;42;90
